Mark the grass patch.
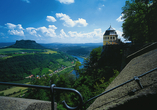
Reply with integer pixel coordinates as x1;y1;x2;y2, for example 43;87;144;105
31;68;40;75
57;59;73;66
41;68;50;75
49;69;53;73
0;81;30;96
56;59;63;63
42;49;57;54
0;86;28;95
10;89;28;97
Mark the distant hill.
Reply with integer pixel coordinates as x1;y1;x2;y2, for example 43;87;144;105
40;43;103;49
8;40;45;49
40;43;103;57
0;41;102;56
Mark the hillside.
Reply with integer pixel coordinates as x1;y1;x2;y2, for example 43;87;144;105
0;47;76;91
9;40;45;49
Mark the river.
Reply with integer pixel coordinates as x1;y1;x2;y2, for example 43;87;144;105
71;56;84;77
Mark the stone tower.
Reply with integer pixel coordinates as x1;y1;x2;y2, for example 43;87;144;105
103;26;118;45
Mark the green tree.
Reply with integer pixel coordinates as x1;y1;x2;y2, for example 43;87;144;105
74;61;81;76
122;0;157;44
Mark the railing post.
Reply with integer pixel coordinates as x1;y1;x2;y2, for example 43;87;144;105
50;84;56;110
134;76;143;89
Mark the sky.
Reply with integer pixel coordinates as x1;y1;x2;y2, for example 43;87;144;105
0;0;126;43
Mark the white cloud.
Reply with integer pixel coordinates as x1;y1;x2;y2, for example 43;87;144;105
26;27;37;36
63;28;103;43
5;23;16;30
27;25;57;38
116;30;131;43
5;23;24;36
48;25;57;30
57;0;74;4
21;0;30;3
68;28;102;38
116;30;126;42
59;29;69;38
8;30;24;36
116;14;124;22
116;30;123;38
46;16;57;22
56;13;88;27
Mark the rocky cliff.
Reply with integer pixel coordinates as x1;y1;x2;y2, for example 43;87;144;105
9;40;45;49
88;48;157;110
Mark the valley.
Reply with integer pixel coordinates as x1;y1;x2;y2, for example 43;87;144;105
0;41;111;110
0;47;77;97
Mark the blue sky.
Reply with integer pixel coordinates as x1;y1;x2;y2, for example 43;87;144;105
0;0;126;43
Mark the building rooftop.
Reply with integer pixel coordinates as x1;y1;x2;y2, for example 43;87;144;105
107;25;115;31
104;25;118;36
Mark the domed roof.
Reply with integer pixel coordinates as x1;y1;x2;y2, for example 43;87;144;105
104;25;118;36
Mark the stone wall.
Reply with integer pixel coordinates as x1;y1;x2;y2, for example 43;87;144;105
88;48;157;110
0;96;57;110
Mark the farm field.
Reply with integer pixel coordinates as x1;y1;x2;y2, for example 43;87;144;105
10;89;28;97
0;48;57;55
0;48;41;54
0;84;28;96
42;49;57;54
0;86;27;95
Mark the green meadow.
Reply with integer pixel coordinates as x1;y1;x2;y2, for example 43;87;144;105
57;59;74;66
0;48;41;54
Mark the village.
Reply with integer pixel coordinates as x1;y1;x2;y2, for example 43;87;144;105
25;60;76;79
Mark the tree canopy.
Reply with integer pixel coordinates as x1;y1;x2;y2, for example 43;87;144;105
122;0;157;44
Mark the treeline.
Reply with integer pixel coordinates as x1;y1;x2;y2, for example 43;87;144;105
0;52;75;82
24;47;120;109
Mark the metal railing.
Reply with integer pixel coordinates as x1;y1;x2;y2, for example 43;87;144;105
0;67;157;110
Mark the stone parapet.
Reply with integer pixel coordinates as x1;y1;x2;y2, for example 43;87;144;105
0;96;57;110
